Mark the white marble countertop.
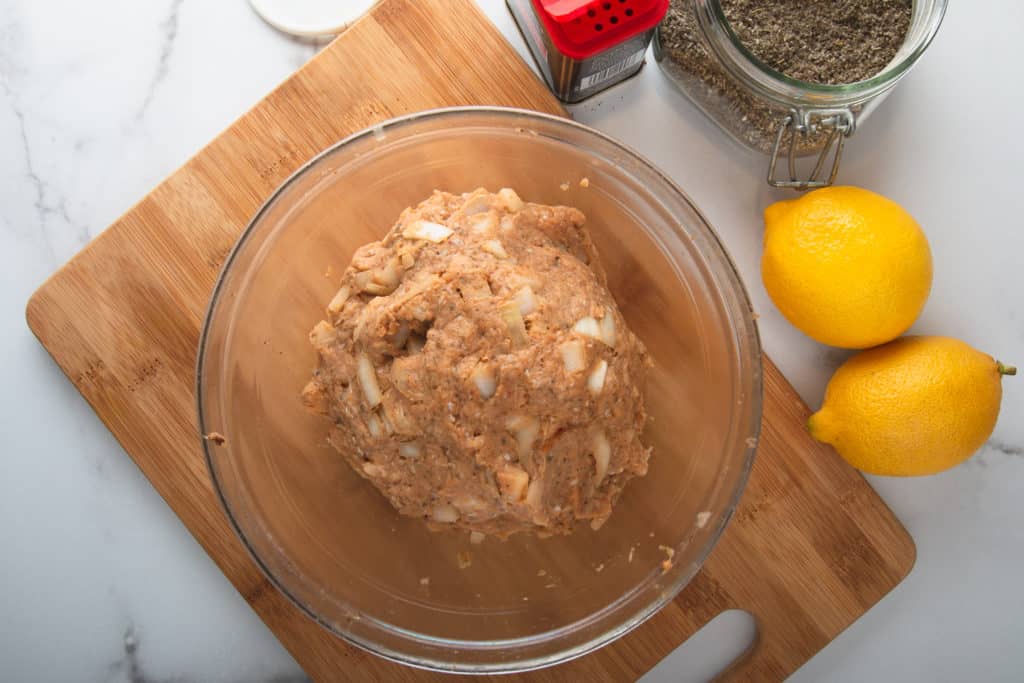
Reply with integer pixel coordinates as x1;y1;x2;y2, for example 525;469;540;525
2;1;1022;681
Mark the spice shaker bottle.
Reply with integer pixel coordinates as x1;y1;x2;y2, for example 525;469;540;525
654;0;947;189
508;0;670;103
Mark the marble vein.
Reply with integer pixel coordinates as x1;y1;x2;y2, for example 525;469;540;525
986;439;1024;458
107;626;311;683
0;11;21;77
136;0;185;121
107;626;175;683
2;80;83;265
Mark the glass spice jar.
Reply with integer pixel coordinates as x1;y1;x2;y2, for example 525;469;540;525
653;0;947;188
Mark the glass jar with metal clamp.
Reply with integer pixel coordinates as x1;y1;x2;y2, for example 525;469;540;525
653;0;946;189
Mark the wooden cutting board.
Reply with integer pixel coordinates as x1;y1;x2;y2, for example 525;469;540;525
26;0;914;680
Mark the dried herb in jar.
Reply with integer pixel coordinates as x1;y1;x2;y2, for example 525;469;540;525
657;0;912;153
720;0;912;85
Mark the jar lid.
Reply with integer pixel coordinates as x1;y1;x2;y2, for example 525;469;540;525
532;0;669;60
249;0;375;37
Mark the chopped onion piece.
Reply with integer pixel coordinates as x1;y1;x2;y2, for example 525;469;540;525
362;463;383;477
482;240;508;258
593;432;611;484
392;322;411;350
380;411;395;435
399;441;421;459
497;188;524;211
353;270;371;290
399;251;416;269
505;415;539;457
363;281;393;296
326;286;351;315
510;274;543;292
366;412;383;438
500;215;516;232
500;300;529;349
514;286;538;316
372;257;403;289
403;220;454;243
309;320;336;347
382;399;417;435
560;340;586;373
497;465;529;502
432;505;459;523
454;495;487;512
587;359;608;395
351;251;374;271
461;193;491;215
600;313;617;347
356;353;382;407
355;270;393;296
469;531;486;545
470;211;497;234
471;364;497;399
525;479;544;508
573;316;602;340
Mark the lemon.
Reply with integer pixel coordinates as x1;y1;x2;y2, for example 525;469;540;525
808;336;1016;476
762;186;932;349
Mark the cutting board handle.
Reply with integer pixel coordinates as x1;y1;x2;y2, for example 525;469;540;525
715;635;763;683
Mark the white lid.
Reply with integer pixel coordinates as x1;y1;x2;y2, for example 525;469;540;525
249;0;376;37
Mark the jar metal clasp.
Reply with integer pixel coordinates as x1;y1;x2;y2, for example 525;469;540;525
767;108;855;190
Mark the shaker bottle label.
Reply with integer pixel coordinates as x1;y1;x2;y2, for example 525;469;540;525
579;49;645;90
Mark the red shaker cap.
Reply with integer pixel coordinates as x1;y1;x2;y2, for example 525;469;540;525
533;0;669;60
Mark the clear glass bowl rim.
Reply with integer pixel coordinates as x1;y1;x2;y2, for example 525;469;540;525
195;106;763;674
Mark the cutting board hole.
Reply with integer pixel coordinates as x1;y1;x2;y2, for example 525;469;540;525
639;609;757;683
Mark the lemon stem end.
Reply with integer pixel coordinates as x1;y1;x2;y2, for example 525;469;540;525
807;412;826;442
997;362;1017;377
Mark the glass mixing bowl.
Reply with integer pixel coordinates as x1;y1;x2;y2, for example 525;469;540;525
197;107;761;673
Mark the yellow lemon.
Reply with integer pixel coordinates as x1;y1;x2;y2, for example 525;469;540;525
808;336;1016;476
762;186;932;349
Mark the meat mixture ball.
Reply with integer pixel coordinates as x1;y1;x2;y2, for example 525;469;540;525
302;188;652;537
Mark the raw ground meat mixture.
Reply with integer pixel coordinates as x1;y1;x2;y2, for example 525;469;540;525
302;188;652;538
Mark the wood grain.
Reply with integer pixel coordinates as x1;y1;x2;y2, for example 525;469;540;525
26;0;914;680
